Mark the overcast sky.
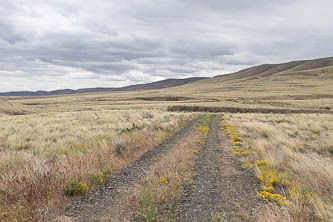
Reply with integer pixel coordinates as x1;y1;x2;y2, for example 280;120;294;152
0;0;332;92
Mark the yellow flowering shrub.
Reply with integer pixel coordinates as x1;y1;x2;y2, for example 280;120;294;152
64;179;88;196
87;172;105;184
223;121;250;157
289;186;297;197
255;160;268;166
241;159;253;169
257;191;286;203
195;116;210;135
80;183;88;192
195;126;209;132
232;151;249;156
159;176;168;184
232;141;242;146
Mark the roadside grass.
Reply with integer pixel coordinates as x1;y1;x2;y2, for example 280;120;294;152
0;110;192;221
101;115;210;222
222;113;333;222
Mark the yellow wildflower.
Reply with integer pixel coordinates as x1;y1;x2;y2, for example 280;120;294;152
159;176;168;184
269;177;274;184
256;160;268;166
232;141;242;146
289;186;297;197
232;151;240;156
241;151;249;155
257;191;286;203
80;183;88;192
263;186;274;190
241;159;252;169
196;126;209;131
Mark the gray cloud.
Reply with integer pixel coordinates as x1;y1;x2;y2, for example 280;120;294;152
0;0;333;92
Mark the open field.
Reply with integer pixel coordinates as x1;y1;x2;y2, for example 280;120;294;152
1;57;333;221
2;103;332;221
0;105;194;221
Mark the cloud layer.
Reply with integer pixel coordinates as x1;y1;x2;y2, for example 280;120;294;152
1;0;333;92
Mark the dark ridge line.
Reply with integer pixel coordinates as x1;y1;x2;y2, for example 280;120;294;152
0;77;208;97
167;105;333;114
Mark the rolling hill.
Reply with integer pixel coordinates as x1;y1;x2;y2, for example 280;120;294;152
213;56;333;81
0;77;207;97
1;56;333;114
158;56;333;110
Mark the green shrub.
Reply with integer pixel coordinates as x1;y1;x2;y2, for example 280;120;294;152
15;144;31;151
310;128;321;135
87;173;100;184
101;165;112;175
112;136;127;155
64;179;88;196
328;145;333;155
140;189;157;222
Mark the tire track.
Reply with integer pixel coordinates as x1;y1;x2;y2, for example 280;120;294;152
177;115;222;221
176;115;260;222
64;117;201;221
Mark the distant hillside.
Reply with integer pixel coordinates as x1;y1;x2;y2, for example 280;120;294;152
0;77;208;97
160;56;333;110
213;56;333;81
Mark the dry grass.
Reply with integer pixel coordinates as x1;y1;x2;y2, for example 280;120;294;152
1;59;333;117
0;57;332;221
0;110;179;155
225;113;333;222
0;108;191;221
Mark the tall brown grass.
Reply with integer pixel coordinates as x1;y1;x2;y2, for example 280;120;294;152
0;110;191;221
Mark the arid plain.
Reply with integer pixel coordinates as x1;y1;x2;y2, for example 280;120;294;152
1;57;333;221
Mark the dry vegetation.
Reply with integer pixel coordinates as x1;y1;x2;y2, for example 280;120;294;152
223;113;333;221
101;115;209;222
1;58;333;116
0;57;333;221
0;107;192;221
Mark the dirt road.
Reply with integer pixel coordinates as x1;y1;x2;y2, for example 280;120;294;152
64;115;261;221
